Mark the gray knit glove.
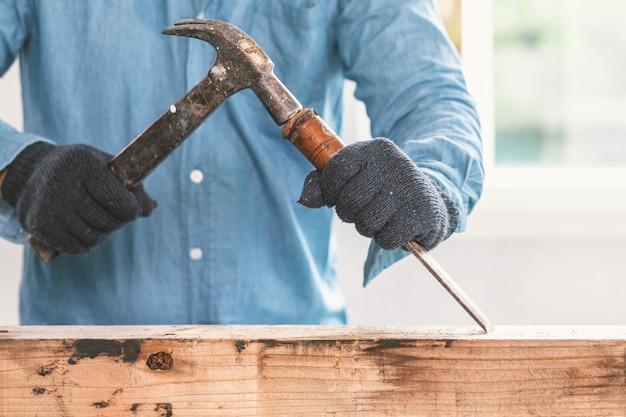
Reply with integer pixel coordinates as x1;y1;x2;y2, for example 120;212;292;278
2;142;156;255
299;138;458;251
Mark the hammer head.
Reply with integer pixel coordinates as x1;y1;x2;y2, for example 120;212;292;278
163;19;302;125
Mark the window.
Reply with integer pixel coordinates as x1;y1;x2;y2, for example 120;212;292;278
493;0;626;168
463;0;626;192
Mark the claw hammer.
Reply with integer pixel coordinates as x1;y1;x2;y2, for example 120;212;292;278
31;19;492;333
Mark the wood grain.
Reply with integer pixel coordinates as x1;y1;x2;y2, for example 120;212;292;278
1;326;625;416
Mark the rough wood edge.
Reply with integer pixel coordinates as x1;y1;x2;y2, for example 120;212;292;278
2;325;626;340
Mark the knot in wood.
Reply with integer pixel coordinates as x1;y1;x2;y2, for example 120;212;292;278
146;351;173;370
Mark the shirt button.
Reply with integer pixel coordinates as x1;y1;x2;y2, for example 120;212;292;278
189;247;203;261
189;169;204;184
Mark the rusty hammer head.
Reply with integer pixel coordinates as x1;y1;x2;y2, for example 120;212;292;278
162;19;302;125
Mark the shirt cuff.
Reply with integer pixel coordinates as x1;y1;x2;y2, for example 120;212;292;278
362;240;410;287
0;125;54;242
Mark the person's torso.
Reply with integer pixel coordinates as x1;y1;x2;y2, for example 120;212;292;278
19;0;347;325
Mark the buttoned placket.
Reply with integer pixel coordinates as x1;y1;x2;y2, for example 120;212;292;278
181;1;236;322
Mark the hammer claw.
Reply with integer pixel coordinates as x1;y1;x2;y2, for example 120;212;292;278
163;19;302;125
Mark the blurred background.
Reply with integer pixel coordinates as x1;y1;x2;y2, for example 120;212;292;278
1;0;626;326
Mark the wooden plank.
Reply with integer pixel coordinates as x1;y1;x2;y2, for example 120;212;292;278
1;325;625;416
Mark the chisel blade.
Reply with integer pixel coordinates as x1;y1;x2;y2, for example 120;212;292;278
405;241;494;333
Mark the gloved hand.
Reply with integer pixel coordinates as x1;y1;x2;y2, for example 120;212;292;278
299;138;458;251
1;142;156;255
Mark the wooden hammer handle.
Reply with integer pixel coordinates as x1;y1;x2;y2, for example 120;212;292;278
27;236;59;263
281;108;346;171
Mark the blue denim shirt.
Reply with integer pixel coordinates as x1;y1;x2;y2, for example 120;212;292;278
0;0;483;325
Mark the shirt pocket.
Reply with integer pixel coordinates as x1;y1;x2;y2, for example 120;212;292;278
253;1;326;41
247;2;331;100
262;0;323;20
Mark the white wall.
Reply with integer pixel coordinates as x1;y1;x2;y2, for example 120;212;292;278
2;62;626;328
0;62;24;325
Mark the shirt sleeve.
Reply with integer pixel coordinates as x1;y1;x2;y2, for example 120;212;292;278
0;0;52;242
337;0;484;285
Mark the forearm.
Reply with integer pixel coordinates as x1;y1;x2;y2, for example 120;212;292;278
338;1;483;231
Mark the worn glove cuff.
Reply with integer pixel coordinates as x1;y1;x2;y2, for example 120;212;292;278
433;182;460;242
2;143;55;207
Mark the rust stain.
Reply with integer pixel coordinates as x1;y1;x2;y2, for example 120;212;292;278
36;360;59;376
235;340;247;353
66;339;142;364
130;401;173;415
155;403;173;417
257;337;448;409
92;388;123;409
